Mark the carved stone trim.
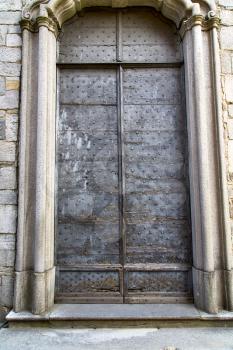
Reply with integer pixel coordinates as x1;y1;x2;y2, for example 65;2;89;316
21;0;220;39
20;16;59;37
180;13;221;38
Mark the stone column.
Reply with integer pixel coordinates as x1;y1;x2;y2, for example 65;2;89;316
32;23;56;315
210;24;233;311
14;17;57;315
182;12;225;313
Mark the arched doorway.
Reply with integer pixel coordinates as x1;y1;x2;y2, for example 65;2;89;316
55;8;192;304
13;0;232;316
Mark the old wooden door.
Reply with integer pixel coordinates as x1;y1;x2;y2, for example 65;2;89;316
55;8;193;304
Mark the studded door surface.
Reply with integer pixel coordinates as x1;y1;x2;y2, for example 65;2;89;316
56;8;193;303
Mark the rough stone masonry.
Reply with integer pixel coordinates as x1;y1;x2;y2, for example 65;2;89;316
1;0;233;321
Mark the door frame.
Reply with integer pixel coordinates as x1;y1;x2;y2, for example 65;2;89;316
14;0;233;315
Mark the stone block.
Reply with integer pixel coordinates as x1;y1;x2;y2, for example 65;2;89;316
0;47;21;63
0;0;22;11
0;167;16;190
228;140;233;174
0;190;17;205
0;205;17;233
0;141;16;162
0;274;14;307
220;27;233;50
6;34;22;47
0;90;19;109
0;77;5;96
225;75;233;102
229;104;233;117
228;119;233;139
8;25;21;34
221;51;232;74
6;78;20;90
220;10;233;25
5;113;18;141
228;184;233;197
0;62;21;76
219;0;233;6
0;235;15;267
0;119;5;140
0;12;21;25
0;26;7;46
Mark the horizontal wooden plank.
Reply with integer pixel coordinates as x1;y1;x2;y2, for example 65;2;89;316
58;264;123;271
124;264;191;271
57;270;121;294
125;271;192;294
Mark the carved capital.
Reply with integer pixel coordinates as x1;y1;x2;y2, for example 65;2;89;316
20;15;59;37
22;0;50;20
180;13;220;38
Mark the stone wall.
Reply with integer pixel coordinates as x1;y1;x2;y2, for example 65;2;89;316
0;0;233;320
0;0;22;321
220;3;233;247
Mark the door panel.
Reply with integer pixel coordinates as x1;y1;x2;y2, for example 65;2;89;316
59;10;117;64
56;68;122;302
122;67;192;302
58;8;182;64
122;10;182;63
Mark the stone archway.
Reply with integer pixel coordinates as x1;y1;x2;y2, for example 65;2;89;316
13;0;233;315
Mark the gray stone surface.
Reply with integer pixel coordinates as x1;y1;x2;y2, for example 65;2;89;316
0;167;16;190
0;274;14;307
0;26;7;46
0;120;5;140
219;0;233;6
220;27;233;49
0;62;21;76
7;304;233;322
0;0;22;12
0;141;16;162
225;75;233;102
0;191;17;205
0;77;5;96
1;328;233;350
6;34;22;47
0;90;19;109
0;12;21;25
5;114;18;142
0;47;21;62
0;205;17;233
0;235;15;267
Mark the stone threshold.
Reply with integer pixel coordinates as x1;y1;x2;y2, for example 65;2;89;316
6;304;233;328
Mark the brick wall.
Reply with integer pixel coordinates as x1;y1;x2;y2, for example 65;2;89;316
0;0;233;320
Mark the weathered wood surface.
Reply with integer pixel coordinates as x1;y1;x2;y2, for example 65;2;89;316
59;8;182;64
56;8;192;303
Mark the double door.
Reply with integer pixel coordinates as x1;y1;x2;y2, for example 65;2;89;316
55;63;192;303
